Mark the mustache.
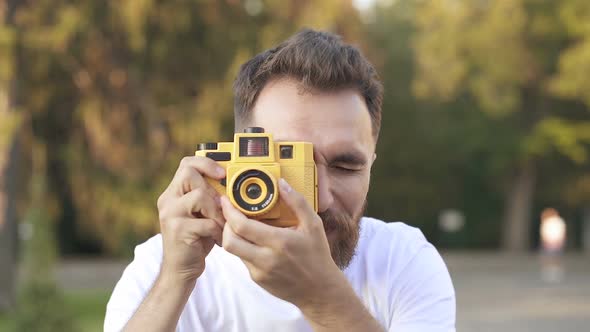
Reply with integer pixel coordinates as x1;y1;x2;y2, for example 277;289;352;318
318;200;368;231
318;209;351;232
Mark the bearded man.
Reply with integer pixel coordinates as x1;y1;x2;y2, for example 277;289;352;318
104;29;456;332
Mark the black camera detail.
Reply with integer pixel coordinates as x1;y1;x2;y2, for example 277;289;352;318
243;127;265;133
197;142;218;150
280;145;293;159
246;183;262;199
205;152;231;161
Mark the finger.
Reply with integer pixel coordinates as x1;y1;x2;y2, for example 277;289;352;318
278;178;321;231
174;189;225;227
165;217;223;246
170;156;226;196
175;166;209;197
222;220;267;263
220;195;286;248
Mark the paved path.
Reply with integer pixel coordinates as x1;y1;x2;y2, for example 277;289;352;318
55;252;590;331
443;252;590;332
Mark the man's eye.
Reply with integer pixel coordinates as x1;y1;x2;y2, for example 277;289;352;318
332;166;359;173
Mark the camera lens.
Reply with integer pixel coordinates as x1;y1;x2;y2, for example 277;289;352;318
231;169;277;215
246;183;262;200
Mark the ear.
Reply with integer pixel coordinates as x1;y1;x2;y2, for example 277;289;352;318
368;153;377;172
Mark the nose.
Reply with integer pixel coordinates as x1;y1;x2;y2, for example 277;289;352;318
316;165;334;213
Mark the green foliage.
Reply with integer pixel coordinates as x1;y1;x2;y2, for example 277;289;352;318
4;0;363;254
363;0;590;247
413;0;532;115
14;281;76;332
2;0;589;251
2;290;109;332
525;117;590;163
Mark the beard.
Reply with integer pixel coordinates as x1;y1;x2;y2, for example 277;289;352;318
318;200;367;270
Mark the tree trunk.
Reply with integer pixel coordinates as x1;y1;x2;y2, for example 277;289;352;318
502;161;536;251
0;131;21;311
0;0;23;311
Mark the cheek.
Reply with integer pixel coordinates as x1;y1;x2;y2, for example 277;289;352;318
331;173;370;214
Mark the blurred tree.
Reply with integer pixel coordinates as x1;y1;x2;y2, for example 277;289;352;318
412;0;590;251
14;141;75;332
0;0;362;260
549;0;590;208
0;0;21;312
364;0;505;247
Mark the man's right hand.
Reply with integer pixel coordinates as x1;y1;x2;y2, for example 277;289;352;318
156;156;226;283
121;156;226;332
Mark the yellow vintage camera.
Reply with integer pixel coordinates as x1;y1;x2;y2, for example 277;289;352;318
195;127;317;227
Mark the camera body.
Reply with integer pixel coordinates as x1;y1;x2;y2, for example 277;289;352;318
195;127;317;227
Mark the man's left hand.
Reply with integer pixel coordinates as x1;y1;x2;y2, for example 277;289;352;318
220;178;345;309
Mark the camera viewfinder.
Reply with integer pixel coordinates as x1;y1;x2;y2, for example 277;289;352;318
280;145;293;159
239;137;269;157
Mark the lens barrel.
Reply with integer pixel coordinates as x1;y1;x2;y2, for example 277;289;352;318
231;169;275;214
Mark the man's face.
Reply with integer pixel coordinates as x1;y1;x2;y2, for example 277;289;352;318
247;78;376;269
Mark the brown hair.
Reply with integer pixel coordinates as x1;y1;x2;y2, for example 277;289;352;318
233;28;383;140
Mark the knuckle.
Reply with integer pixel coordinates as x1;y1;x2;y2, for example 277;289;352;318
250;269;267;283
293;191;306;207
158;201;177;221
262;254;277;272
223;237;235;252
158;206;169;220
232;220;248;236
178;166;193;180
276;236;293;253
189;187;205;201
157;193;166;210
204;220;218;234
179;156;192;167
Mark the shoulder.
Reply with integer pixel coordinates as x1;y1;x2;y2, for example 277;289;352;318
135;233;164;260
116;233;164;288
104;234;164;331
356;217;430;272
351;217;456;330
355;216;452;285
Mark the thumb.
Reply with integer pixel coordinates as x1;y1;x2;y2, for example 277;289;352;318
278;178;321;231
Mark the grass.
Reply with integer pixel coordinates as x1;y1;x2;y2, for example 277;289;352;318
0;289;111;332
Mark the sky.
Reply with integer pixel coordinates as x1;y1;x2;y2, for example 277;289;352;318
353;0;377;11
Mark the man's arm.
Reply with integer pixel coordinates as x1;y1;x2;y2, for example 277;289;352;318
105;156;226;332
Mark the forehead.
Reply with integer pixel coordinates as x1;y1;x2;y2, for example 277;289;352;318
250;79;375;158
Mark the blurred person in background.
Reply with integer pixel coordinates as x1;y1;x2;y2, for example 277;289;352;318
539;208;566;283
104;29;455;332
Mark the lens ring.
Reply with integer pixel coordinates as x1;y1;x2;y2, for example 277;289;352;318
239;177;267;206
231;169;276;215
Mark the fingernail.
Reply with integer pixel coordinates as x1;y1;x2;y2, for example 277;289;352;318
279;178;292;193
217;167;225;177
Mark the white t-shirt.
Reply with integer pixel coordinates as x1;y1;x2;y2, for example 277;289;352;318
104;217;456;331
